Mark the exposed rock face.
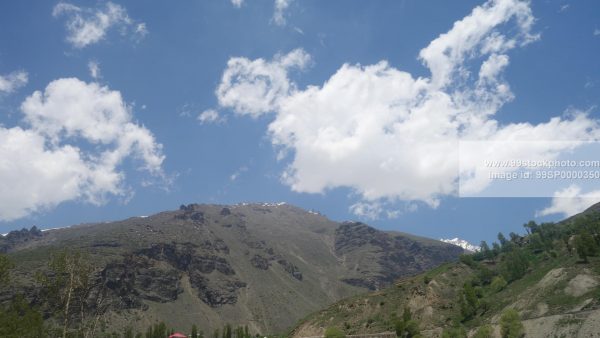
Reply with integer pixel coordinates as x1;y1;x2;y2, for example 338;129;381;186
0;226;43;253
250;255;270;270
177;204;205;222
101;255;182;309
190;275;246;306
335;222;463;290
101;241;246;309
278;259;303;281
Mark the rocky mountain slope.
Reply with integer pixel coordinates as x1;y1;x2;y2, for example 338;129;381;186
291;205;600;338
0;203;463;334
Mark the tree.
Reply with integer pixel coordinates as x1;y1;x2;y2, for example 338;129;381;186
324;327;345;338
191;325;199;338
441;326;466;338
528;233;544;253
0;294;46;337
223;324;232;338
480;241;493;259
500;309;524;338
575;232;598;262
497;233;507;247
500;250;529;282
153;322;166;338
492;242;501;256
490;276;507;292
473;324;493;338
37;249;97;338
459;283;479;321
523;220;538;235
394;307;421;338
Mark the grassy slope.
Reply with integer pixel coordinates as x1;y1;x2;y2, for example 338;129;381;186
291;220;600;337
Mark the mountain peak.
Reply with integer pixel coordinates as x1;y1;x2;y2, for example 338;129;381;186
440;237;480;252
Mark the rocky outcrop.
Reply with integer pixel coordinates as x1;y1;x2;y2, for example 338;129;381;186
0;226;43;253
100;241;246;309
177;204;205;222
335;222;462;289
101;255;182;309
189;274;246;307
278;259;303;281
250;255;270;270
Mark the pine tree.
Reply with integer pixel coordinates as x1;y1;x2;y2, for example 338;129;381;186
500;309;524;338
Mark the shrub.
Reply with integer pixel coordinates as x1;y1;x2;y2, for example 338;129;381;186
473;324;493;338
500;309;524;338
490;276;507;292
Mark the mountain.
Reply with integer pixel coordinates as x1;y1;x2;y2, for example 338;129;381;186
0;203;463;334
292;207;600;338
440;238;480;253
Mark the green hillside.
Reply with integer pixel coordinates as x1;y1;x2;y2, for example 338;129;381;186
292;206;600;338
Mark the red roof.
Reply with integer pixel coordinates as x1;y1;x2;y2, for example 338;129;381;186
169;333;187;338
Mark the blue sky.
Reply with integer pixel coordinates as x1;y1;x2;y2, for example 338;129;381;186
0;0;599;246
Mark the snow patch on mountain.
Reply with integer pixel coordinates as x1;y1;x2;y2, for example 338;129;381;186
440;238;480;252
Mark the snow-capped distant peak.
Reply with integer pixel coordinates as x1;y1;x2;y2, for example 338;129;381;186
440;238;480;252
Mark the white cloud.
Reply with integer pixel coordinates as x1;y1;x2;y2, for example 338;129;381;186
273;0;293;26
216;48;310;117
135;23;148;38
197;109;224;124
0;78;164;222
349;201;416;220
559;4;570;12
0;70;28;94
537;185;600;218
88;60;101;79
215;0;600;210
230;166;248;181
53;1;147;48
231;0;244;9
594;28;600;36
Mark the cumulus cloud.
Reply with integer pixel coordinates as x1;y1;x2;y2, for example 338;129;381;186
197;109;225;124
216;48;310;117
0;78;164;221
537;185;600;218
53;1;147;48
215;0;600;216
0;70;28;94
